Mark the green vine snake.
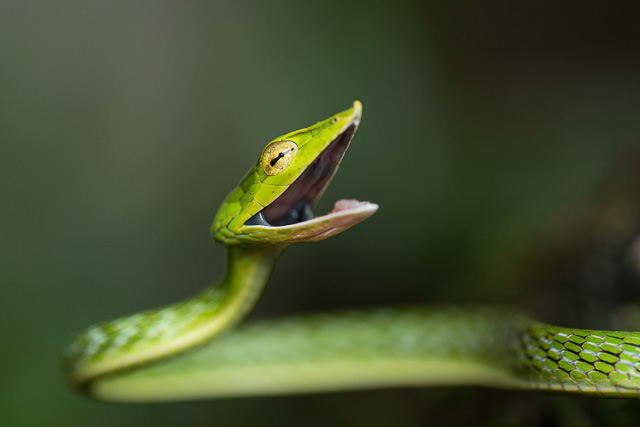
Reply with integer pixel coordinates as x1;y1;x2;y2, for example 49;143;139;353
65;101;640;402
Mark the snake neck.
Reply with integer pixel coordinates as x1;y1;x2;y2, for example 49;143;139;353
216;245;283;328
66;244;282;387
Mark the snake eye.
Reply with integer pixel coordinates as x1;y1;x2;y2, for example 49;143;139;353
261;140;298;176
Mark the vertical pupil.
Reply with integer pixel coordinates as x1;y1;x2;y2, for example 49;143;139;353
270;152;285;167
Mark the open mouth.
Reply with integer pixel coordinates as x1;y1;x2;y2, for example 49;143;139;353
245;124;360;228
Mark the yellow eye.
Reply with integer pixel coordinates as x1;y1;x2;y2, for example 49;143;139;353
261;140;298;176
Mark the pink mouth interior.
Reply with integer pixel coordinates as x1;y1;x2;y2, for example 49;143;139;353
329;199;372;214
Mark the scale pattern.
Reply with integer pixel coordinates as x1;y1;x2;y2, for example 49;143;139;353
65;287;227;381
519;323;640;396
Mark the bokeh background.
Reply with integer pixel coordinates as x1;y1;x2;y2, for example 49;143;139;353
3;1;640;426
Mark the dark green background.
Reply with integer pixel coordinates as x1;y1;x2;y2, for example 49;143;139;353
3;1;640;426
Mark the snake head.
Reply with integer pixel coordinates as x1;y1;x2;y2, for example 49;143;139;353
212;101;378;245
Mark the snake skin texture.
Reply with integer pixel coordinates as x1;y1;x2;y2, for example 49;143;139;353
520;323;640;397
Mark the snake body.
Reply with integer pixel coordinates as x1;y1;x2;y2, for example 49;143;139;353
65;102;640;401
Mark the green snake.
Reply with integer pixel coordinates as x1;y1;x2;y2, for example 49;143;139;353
65;101;640;401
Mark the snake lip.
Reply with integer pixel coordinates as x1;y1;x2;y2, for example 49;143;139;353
251;123;358;228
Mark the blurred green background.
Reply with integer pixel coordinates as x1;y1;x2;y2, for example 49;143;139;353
3;1;640;426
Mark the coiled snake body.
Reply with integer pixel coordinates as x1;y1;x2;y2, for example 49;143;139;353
65;102;640;401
